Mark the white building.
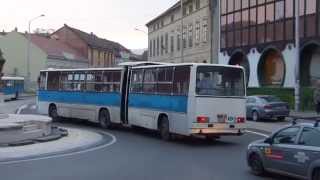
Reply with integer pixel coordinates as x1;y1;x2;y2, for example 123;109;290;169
146;0;219;64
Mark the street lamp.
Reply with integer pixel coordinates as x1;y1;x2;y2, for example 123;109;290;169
26;14;45;91
294;0;300;111
134;27;148;35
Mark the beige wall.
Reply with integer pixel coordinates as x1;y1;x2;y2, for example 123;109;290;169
147;0;215;63
0;32;46;91
89;47;115;67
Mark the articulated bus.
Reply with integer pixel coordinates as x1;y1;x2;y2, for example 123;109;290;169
38;63;246;140
0;76;24;100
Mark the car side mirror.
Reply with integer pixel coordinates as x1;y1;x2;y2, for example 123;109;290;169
264;137;273;145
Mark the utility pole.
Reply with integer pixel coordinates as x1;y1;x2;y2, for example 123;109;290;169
180;0;184;63
294;0;300;111
26;14;45;91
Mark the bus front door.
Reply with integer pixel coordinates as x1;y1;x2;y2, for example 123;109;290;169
120;67;131;124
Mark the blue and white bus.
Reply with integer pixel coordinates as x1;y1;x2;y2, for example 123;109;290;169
38;63;246;140
0;76;24;100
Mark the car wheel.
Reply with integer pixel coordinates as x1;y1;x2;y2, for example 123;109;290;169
99;109;112;129
49;105;59;122
312;169;320;180
249;153;265;176
277;116;286;121
159;116;171;141
252;111;260;122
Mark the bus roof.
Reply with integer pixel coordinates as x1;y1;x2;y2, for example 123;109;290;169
118;61;169;66
1;76;25;80
40;67;122;72
40;63;245;72
132;63;245;70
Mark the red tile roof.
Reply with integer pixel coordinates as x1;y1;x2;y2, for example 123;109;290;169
29;34;88;62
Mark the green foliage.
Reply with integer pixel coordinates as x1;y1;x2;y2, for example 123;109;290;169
247;87;315;111
247;87;294;109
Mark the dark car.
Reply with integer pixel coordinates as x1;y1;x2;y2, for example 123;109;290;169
246;95;290;121
247;120;320;180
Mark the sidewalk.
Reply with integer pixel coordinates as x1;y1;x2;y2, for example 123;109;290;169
247;111;320;135
289;111;320;119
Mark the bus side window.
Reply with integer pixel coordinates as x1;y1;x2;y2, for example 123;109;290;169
39;72;47;90
157;67;173;94
143;68;157;94
173;66;190;96
47;72;60;91
112;71;121;92
130;69;143;93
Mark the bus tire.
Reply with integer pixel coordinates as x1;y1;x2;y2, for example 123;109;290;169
14;92;19;100
159;116;171;141
49;104;59;122
99;109;112;129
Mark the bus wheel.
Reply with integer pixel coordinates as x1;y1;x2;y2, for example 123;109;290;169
14;92;19;100
99;109;112;129
49;105;59;122
159;116;171;141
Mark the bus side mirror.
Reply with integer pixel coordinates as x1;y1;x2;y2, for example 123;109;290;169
264;137;273;145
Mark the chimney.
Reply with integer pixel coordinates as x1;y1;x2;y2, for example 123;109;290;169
14;27;18;32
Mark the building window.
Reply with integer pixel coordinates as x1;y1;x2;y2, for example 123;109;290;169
157;37;160;56
202;18;208;43
160;35;164;55
189;4;193;14
165;33;168;54
195;0;200;10
152;39;156;57
195;21;200;45
177;29;181;51
161;20;164;27
149;40;152;57
183;26;187;48
188;23;193;48
171;14;175;22
170;35;174;53
183;6;187;16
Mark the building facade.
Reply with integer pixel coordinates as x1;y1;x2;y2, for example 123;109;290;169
147;0;219;63
219;0;320;88
52;25;130;68
0;31;88;91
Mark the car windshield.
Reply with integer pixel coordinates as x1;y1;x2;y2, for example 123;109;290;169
196;66;245;97
260;96;281;103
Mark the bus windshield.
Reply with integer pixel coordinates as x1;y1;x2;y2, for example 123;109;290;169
196;66;245;97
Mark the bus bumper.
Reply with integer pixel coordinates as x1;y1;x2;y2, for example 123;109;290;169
190;128;245;136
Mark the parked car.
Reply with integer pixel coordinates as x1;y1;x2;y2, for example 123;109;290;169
247;120;320;180
246;95;290;121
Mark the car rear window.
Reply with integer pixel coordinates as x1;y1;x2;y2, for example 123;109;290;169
260;96;281;103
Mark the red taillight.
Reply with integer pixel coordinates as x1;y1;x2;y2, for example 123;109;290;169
264;105;272;110
237;117;245;123
197;116;209;123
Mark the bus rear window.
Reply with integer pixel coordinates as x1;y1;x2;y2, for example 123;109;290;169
196;66;245;97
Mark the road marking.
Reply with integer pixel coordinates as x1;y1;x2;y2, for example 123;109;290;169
0;131;117;165
245;130;269;138
16;104;28;114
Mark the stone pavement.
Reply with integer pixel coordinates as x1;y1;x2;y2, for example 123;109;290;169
0;127;107;162
247;111;320;135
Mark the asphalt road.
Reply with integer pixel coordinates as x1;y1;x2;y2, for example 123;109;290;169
0;98;296;180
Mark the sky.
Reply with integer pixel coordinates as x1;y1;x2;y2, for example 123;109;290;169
0;0;178;50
